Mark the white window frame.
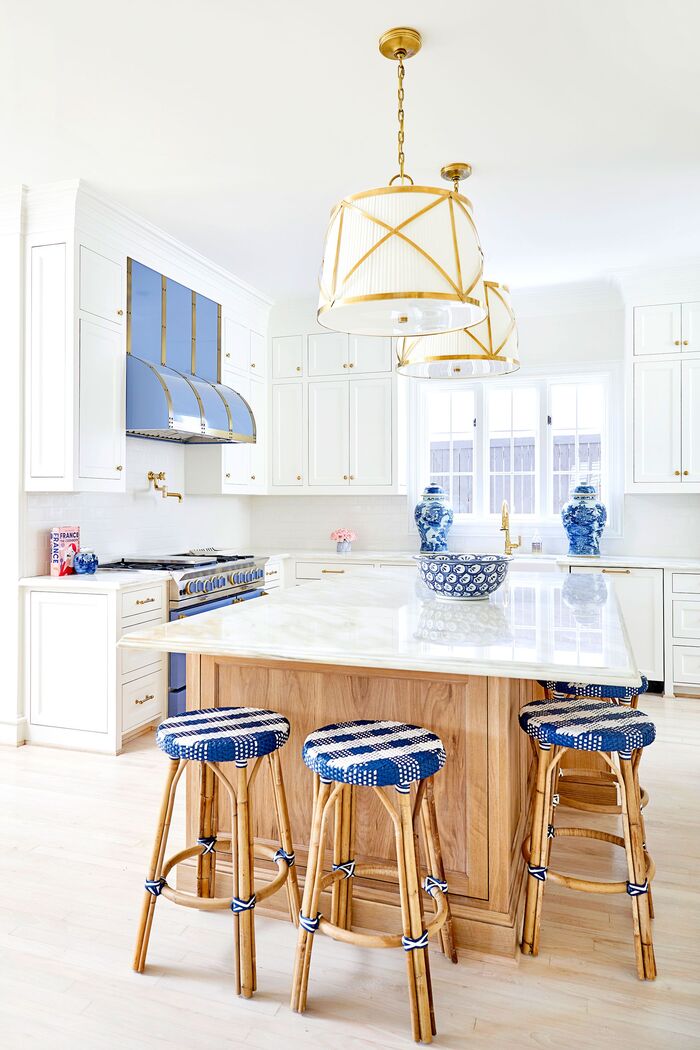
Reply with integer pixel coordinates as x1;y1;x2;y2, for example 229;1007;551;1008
407;361;623;541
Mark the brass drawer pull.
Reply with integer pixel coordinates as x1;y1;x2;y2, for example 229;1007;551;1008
135;597;156;605
134;694;155;705
322;569;345;574
601;568;631;575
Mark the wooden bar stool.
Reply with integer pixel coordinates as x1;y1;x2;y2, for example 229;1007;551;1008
133;706;300;998
291;719;458;1045
519;696;657;980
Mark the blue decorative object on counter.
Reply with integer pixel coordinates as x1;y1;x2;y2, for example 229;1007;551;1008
561;482;607;556
73;550;99;574
414;553;510;601
414;484;453;552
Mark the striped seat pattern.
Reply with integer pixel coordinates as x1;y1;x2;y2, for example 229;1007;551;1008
537;676;648;701
519;697;656;752
302;719;446;788
156;706;290;762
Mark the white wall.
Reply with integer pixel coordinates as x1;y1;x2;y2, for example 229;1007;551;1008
253;283;700;559
25;438;251;576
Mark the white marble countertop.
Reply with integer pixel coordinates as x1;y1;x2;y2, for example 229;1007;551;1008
119;568;641;686
257;548;700;570
19;570;171;590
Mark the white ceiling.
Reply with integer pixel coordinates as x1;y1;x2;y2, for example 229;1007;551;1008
3;0;700;300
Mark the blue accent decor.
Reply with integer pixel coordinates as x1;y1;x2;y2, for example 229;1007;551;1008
302;719;446;788
231;894;256;913
195;293;218;382
156;706;290;762
561;482;607;556
197;836;217;855
272;848;296;867
332;860;356;879
402;931;429;951
422;875;448;898
130;260;162;364
126;356;203;437
336;540;352;553
519;697;656;752
165;277;192;374
415;552;510;601
538;677;648;702
299;912;321;933
145;877;166;896
627;880;649;896
528;865;548;881
73;550;98;574
414;484;453;552
547;824;556;839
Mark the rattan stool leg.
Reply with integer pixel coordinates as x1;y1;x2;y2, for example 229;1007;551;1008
633;748;654;919
291;777;334;1014
396;789;433;1044
234;763;255;998
268;750;301;924
331;784;355;929
522;743;555;956
196;763;217;898
133;758;184;973
420;777;458;964
619;755;657;980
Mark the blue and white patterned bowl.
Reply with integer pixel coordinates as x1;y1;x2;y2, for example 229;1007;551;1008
414;553;511;601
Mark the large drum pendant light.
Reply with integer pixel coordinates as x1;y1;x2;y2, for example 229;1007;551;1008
396;279;520;379
317;28;487;338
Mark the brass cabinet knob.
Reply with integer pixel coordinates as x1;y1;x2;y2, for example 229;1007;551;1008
116;464;123;471
674;469;681;476
683;469;689;476
251;362;256;368
683;340;689;346
296;365;301;372
674;340;681;346
225;352;231;359
348;362;355;368
349;474;355;480
343;474;348;480
343;362;348;368
225;472;231;479
250;474;256;480
117;308;124;316
296;474;302;480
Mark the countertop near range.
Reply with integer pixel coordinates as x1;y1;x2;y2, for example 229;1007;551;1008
120;568;640;687
19;569;172;590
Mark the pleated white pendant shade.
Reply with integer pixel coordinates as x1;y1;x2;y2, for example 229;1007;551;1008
396;281;519;378
317;184;486;337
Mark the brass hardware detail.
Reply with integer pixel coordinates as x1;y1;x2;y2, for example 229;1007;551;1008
500;500;521;556
322;569;346;574
296;474;302;480
117;308;124;316
250;474;256;480
675;470;681;476
348;362;355;367
343;362;348;368
296;365;301;372
379;27;422;186
251;362;256;368
674;340;681;346
147;470;183;503
226;352;231;358
116;464;123;471
134;694;155;705
225;473;231;479
441;162;472;190
602;569;631;575
683;340;689;346
343;475;348;480
349;475;355;480
684;470;689;476
135;597;156;606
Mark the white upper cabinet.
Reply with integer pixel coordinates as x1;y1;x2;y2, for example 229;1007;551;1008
272;383;304;486
247;377;267;486
681;359;700;482
222;317;251;375
308;332;349;376
309;381;350;485
681;302;700;352
349;334;392;373
78;319;125;486
349;378;392;485
272;335;304;378
633;359;681;484
633;303;681;355
249;331;266;376
79;245;124;324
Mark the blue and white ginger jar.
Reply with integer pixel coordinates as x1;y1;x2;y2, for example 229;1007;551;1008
414;484;453;553
561;483;607;557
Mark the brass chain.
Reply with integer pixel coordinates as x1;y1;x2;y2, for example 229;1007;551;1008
397;49;406;183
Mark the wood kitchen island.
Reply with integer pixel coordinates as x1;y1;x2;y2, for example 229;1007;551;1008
120;569;641;958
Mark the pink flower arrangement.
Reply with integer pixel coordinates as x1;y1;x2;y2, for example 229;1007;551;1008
330;528;356;542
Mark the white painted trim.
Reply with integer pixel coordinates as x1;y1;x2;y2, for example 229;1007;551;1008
0;718;28;747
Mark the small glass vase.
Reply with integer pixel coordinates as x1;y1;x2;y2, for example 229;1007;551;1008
336;540;352;553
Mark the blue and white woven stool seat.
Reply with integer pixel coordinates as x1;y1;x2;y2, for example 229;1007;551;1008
537;676;648;701
156;706;290;762
302;719;446;788
519;697;656;752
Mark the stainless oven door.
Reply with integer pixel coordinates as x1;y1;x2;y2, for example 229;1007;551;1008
168;588;265;716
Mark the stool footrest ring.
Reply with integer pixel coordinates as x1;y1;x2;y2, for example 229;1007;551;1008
522;829;655;895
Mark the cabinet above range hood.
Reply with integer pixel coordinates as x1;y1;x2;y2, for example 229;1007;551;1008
126;259;255;444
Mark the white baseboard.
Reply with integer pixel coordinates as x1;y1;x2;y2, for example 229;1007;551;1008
0;718;28;747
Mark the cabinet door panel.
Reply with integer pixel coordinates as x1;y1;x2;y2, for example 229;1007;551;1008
308;332;349;376
570;566;664;681
349;335;392;373
30;592;110;732
78;319;125;482
633;359;681;483
223;317;250;373
247;377;266;485
633;303;681;355
681;301;700;352
272;383;304;485
250;331;266;376
79;245;123;324
349;378;392;485
272;335;304;378
308;381;349;485
222;374;251;488
29;243;68;480
682;359;700;482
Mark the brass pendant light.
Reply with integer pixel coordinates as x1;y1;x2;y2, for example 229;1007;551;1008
317;28;487;338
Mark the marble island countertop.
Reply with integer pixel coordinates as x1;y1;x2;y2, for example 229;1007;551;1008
119;568;641;687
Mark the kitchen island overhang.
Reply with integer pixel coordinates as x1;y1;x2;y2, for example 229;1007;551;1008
120;570;641;957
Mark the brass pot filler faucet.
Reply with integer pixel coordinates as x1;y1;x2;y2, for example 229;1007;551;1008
147;471;183;503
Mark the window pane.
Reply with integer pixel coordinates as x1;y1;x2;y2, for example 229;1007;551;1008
513;388;537;430
453;475;473;514
490;437;511;473
577;384;604;431
549;379;607;514
550;385;576;430
426;387;474;517
452;438;473;474
487;386;537;516
489;389;511;432
428;391;451;437
490;474;510;513
430;440;450;475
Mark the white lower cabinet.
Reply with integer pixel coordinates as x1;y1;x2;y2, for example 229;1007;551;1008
666;571;700;692
78;318;125;486
272;383;304;486
570;566;664;682
306;376;393;488
309;381;349;485
185;375;267;493
673;646;700;686
23;578;167;753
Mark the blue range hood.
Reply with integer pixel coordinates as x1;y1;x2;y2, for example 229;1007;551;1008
125;259;256;444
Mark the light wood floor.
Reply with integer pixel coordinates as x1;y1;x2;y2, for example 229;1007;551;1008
1;695;699;1049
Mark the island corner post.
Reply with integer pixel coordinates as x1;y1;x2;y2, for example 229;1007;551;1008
180;651;541;957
